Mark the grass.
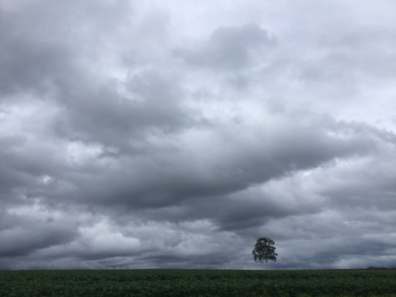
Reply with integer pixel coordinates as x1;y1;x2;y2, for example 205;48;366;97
0;269;395;296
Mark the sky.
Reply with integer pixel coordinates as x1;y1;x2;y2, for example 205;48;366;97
0;0;395;270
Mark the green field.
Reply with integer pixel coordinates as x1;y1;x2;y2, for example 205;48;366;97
1;269;395;297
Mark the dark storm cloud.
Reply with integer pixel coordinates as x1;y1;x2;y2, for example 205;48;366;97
0;209;78;257
0;0;395;270
0;36;69;96
53;70;194;151
26;112;387;212
278;234;396;270
0;0;194;151
0;0;133;97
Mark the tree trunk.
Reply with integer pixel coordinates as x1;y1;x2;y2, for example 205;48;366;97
266;260;268;270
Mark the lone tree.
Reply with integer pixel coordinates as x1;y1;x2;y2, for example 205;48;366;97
252;237;278;270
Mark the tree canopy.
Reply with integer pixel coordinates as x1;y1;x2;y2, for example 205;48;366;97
252;237;278;269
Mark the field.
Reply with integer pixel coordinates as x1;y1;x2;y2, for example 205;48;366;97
1;269;395;297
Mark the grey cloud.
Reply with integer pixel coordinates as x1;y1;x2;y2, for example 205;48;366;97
53;70;194;151
295;236;396;269
0;37;69;96
295;26;396;90
56;114;385;210
0;0;193;152
296;50;396;89
1;0;395;270
0;0;135;97
255;209;396;269
173;23;275;71
1;109;392;218
224;74;252;91
0;212;78;257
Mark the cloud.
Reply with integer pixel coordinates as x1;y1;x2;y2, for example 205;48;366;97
0;207;78;257
0;0;395;270
173;23;275;71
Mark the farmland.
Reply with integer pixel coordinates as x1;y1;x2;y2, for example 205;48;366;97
1;269;395;296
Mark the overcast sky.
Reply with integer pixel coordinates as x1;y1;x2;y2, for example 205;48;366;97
1;0;395;270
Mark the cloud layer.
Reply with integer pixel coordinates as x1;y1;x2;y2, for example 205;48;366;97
0;0;395;270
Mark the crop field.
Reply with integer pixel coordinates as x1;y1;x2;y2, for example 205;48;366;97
1;269;395;297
